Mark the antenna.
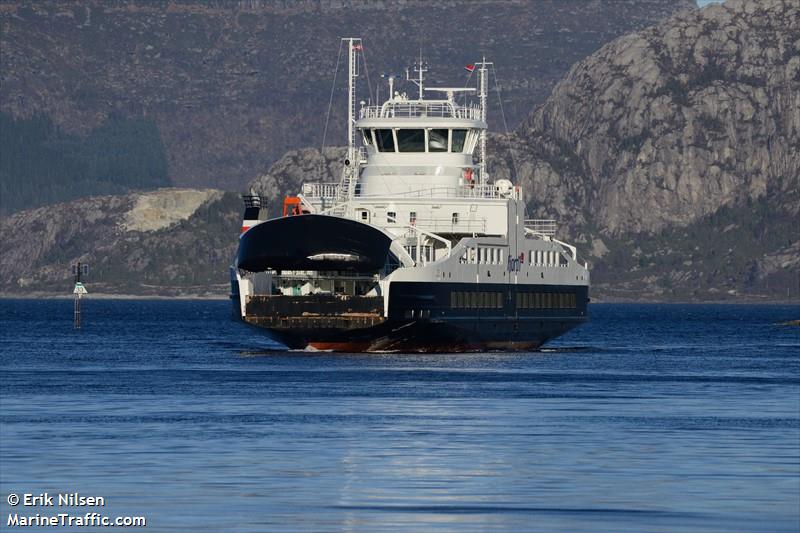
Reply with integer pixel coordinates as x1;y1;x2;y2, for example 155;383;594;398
406;59;428;100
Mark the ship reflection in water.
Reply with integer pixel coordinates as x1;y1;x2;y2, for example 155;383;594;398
1;300;798;532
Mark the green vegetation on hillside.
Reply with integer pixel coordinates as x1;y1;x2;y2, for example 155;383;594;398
594;192;800;301
0;112;169;213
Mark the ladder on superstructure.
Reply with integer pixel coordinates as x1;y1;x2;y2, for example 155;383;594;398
332;38;362;216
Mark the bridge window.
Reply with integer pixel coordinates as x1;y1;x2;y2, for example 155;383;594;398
428;129;449;152
375;129;395;152
361;130;372;145
451;129;468;152
397;129;425;152
387;211;396;223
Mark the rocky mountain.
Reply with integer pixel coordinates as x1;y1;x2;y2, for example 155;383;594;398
2;0;796;301
0;0;694;197
0;189;239;296
505;0;800;300
507;0;799;235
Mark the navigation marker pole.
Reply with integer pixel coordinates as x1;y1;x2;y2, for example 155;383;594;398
72;262;89;329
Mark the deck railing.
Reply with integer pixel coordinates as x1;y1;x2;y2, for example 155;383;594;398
301;183;519;201
360;103;481;120
525;219;557;236
389;218;487;234
301;183;340;199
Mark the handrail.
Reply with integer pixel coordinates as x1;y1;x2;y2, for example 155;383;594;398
360;102;481;120
387;218;486;234
271;271;380;282
397;224;451;266
552;238;577;261
314;198;486;234
524;227;551;241
302;183;340;198
301;183;519;200
296;194;316;213
524;219;556;236
316;199;352;216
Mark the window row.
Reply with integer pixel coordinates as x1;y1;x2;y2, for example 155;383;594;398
450;291;504;309
529;250;567;266
385;211;462;226
456;248;569;267
516;292;577;309
403;244;434;263
459;247;506;265
448;291;578;310
365;128;472;153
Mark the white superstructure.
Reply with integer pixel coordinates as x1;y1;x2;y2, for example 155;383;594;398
298;39;587;291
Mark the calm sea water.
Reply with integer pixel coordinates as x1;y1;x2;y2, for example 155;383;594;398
1;300;798;532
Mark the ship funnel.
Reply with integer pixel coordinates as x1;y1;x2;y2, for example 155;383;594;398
241;194;265;234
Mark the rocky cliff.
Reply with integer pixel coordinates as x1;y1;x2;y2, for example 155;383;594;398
506;0;799;236
505;0;800;299
2;0;796;301
0;0;693;193
0;189;239;296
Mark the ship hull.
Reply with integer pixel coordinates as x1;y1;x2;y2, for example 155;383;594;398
234;281;588;352
246;317;585;353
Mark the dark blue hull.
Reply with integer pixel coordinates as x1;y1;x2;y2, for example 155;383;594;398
235;280;588;352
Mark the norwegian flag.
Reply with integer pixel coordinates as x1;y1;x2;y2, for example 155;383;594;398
353;43;363;51
464;64;475;72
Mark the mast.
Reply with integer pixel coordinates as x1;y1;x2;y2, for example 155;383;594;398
335;37;361;210
346;38;359;171
417;58;425;100
477;57;490;188
407;59;427;101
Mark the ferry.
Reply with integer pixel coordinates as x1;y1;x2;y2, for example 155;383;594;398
230;38;589;352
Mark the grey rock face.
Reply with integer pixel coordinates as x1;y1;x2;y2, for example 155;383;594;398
249;147;346;217
0;189;239;295
0;0;694;190
512;0;799;236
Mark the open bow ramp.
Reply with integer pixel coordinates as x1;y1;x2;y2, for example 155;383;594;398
236;214;394;272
